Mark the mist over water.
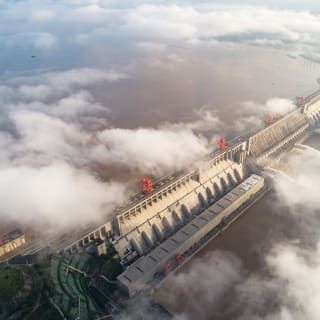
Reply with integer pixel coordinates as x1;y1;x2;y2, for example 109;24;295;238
2;1;320;319
154;134;320;320
0;55;315;236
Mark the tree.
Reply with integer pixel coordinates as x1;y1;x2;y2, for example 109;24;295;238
0;267;24;302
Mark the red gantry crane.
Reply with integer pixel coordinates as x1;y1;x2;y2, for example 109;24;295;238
141;177;154;194
217;136;228;151
296;96;305;105
264;112;283;126
174;252;183;263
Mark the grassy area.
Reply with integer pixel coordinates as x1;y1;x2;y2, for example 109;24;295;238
0;266;24;301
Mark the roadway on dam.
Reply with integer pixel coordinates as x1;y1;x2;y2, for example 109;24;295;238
153;132;320;320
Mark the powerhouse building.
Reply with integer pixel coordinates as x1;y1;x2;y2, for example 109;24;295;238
117;174;264;297
0;229;26;257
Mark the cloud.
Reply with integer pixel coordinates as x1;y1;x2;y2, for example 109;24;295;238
154;143;320;320
123;5;198;41
0;67;222;231
166;251;243;319
232;97;296;134
2;1;320;62
0;99;128;232
0;68;132;231
0;162;127;230
32;32;57;50
94;126;210;174
1;31;58;52
233;238;320;320
135;41;167;52
9;68;129;101
4;108;213;173
159;239;320;320
273;145;320;212
122;251;242;320
31;9;56;22
69;4;114;24
8;110;89;166
265;243;320;320
0;66;304;238
167;107;223;132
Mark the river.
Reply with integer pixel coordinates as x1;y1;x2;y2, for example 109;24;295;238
153;132;320;319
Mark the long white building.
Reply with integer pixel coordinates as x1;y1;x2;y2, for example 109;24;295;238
117;174;265;297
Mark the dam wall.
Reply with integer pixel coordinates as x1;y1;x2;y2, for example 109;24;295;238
63;91;320;263
303;90;320;125
113;143;247;261
117;174;265;297
63;142;247;255
247;107;308;161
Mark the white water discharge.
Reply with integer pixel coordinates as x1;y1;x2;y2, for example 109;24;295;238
263;167;295;184
295;143;320;156
154;141;320;320
265;142;320;184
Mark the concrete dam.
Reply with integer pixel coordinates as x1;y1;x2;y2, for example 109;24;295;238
63;91;320;297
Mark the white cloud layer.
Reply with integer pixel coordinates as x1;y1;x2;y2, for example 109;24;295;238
2;1;320;62
0;65;300;231
0;163;127;230
154;144;320;320
0;67;222;231
170;251;243;319
231;97;296;135
0;68;131;231
274;146;320;211
95;127;209;174
6;68;129;101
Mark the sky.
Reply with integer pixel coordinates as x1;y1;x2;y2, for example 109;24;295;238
2;1;320;318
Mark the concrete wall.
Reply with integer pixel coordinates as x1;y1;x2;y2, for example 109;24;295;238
303;92;320;125
248;108;308;159
63;222;113;253
61;91;320;258
118;175;264;297
63;142;247;256
0;235;26;257
113;159;246;261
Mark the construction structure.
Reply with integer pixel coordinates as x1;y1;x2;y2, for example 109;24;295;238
303;90;320;125
64;140;247;257
0;229;26;257
1;88;312;312
54;90;320;299
247;107;309;165
118;174;264;296
50;92;320;298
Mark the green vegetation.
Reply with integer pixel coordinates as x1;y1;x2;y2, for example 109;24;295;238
50;252;99;319
0;266;24;301
0;250;123;319
0;262;62;320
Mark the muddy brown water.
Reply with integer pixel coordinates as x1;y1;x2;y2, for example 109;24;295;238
153;132;320;319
